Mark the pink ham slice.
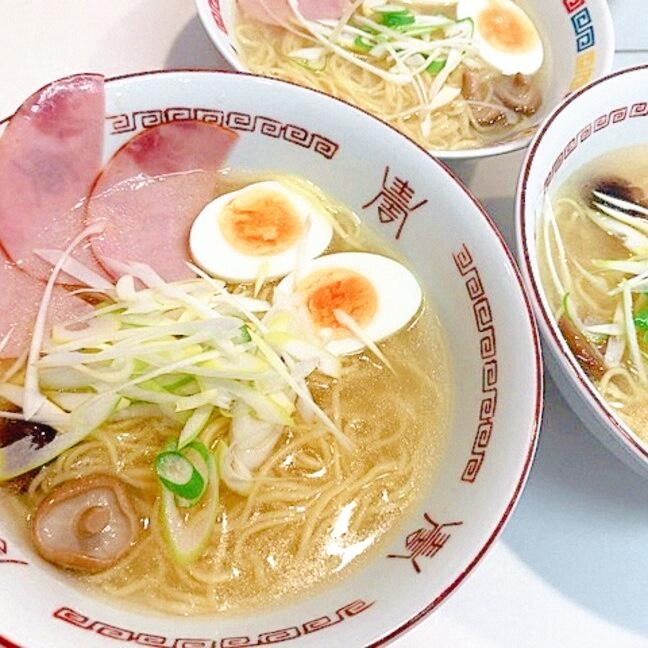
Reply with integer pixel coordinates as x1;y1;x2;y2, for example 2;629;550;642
237;0;350;25
0;74;105;282
87;120;238;282
0;253;92;360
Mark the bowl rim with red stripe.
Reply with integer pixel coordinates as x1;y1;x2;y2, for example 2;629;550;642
0;68;541;647
516;63;648;478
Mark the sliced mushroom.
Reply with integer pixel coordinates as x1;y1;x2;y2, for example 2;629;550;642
0;420;56;493
462;70;507;127
494;74;542;116
589;176;648;213
558;315;606;381
31;475;139;572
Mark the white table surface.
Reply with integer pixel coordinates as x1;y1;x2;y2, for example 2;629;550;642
1;1;647;646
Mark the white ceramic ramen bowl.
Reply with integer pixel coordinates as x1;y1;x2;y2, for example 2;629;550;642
517;64;648;478
195;0;614;160
0;70;541;647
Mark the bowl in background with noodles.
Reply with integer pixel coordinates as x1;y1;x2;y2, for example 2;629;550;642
517;64;648;479
195;0;614;159
0;69;541;647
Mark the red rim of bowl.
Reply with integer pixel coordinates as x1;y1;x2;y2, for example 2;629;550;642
517;63;648;466
1;68;543;648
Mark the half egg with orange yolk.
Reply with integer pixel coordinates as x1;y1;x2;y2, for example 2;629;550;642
457;0;544;76
275;252;423;355
189;180;334;282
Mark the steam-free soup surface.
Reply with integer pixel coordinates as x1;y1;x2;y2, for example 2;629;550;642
3;172;452;615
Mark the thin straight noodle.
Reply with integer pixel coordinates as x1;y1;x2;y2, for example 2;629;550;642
256;427;328;476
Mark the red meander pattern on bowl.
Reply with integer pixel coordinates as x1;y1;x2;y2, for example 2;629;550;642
0;69;541;648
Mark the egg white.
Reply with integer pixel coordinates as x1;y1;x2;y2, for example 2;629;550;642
275;252;423;355
189;180;333;282
457;0;544;76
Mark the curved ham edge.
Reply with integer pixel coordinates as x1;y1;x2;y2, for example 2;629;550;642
87;120;239;283
0;252;93;361
0;73;106;283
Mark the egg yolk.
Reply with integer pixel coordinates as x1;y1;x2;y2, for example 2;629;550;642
478;2;538;54
219;189;304;256
298;268;378;333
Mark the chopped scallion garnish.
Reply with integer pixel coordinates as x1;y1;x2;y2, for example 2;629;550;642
379;10;415;27
426;58;447;74
156;450;206;501
634;307;648;332
353;35;373;52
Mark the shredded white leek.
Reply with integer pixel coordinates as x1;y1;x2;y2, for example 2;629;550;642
187;262;269;334
592;201;648;237
248;329;352;449
587;209;648;255
609;268;648;296
23;221;105;421
540;192;570;300
333;308;395;373
593;191;648;219
622;286;647;384
604;303;626;368
0;251;358;483
0;348;27;384
33;249;113;290
287;0;417;84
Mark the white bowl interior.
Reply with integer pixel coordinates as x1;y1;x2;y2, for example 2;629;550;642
195;0;615;159
0;70;540;647
517;64;648;476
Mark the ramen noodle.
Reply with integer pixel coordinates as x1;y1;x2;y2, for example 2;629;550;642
235;0;546;150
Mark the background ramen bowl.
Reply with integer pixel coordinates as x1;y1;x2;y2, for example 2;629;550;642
0;70;541;647
517;65;648;479
195;0;614;160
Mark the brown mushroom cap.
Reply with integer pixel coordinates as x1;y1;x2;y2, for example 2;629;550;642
494;73;542;116
31;475;139;572
462;70;507;127
558;315;606;381
588;176;648;212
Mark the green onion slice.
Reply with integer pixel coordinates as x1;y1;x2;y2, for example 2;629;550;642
426;58;447;74
238;325;252;343
635;307;648;332
156;450;205;501
175;440;211;507
353;36;373;52
160;449;219;565
380;10;415;27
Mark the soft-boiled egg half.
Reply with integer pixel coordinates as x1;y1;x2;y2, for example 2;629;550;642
457;0;544;76
275;252;422;355
189;180;334;282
